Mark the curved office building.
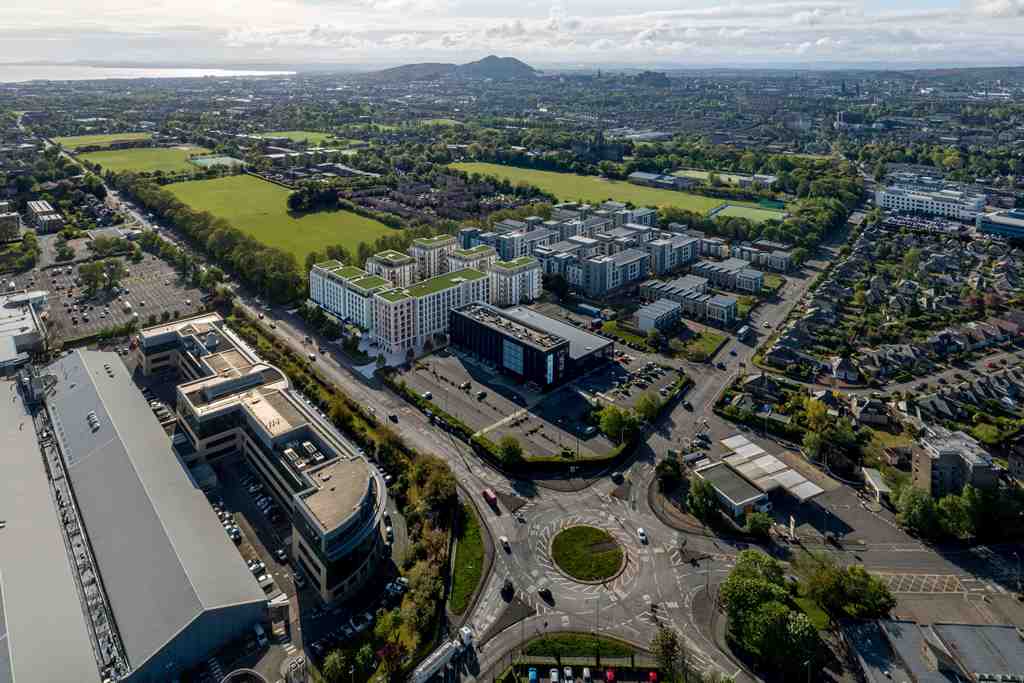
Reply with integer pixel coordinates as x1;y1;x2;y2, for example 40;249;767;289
135;313;389;603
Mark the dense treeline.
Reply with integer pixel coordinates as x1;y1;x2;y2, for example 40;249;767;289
114;173;304;303
849;141;1024;183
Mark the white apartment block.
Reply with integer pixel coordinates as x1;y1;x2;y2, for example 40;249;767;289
309;261;390;330
875;186;986;221
449;245;498;273
372;269;491;355
490;257;543;306
409;235;457;280
366;250;417;288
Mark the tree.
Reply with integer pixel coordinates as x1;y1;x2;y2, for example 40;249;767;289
745;511;773;540
803;397;829;433
635;393;663;423
354;643;375;675
78;260;105;294
103;258;127;290
597;404;638;443
420;460;457;518
896;486;941;538
651;627;682;683
687;475;719;523
374;608;404;643
655;458;682;492
938;494;973;539
377;640;408;680
497;435;524;464
647;328;664;349
322;650;351;683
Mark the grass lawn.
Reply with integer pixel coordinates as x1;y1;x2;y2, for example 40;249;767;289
79;145;210;174
260;130;337;145
523;633;634;658
715;204;787;223
451;162;725;214
54;132;152;150
737;295;757;319
794;594;831;630
420;118;463;126
681;330;726;360
449;503;484;615
168;175;396;262
764;273;785;291
601;320;651;350
863;427;914;468
551;526;623;582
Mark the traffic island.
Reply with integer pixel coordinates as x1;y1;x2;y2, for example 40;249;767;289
550;525;625;583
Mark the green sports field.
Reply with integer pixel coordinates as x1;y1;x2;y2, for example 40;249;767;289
168;175;396;262
54;132;152;150
420;118;463;126
451;162;724;213
714;204;787;222
79;145;211;174
260;130;336;145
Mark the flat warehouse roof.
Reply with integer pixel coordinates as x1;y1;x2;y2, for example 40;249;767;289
501;306;613;360
0;381;101;683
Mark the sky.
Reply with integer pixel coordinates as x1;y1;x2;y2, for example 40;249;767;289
1;0;1024;68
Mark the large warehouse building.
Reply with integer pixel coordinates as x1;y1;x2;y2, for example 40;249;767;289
449;303;614;387
0;350;267;683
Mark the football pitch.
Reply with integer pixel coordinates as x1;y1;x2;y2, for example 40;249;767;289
451;162;725;213
79;146;211;174
167;175;397;262
714;204;788;222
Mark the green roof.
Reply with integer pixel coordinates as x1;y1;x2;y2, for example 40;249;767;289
406;268;487;297
377;288;411;303
492;256;538;270
372;250;414;265
412;234;456;248
334;265;368;281
350;275;390;292
314;259;344;271
453;245;496;258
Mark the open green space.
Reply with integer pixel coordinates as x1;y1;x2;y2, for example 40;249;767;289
602;320;651;350
763;273;785;291
54;132;152;150
260;130;336;145
420;118;463;127
715;204;787;223
551;526;623;582
449;503;485;615
523;633;635;658
451;162;725;213
167;174;395;262
680;330;726;361
79;145;211;174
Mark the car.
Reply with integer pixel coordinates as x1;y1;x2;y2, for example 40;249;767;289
637;528;648;544
528;668;538;683
422;391;433;400
502;578;515;598
385;525;394;542
605;669;615;683
582;668;592;683
564;667;574;683
500;536;511;552
388;413;399;422
384;512;392;526
550;669;560;683
729;349;737;356
349;611;374;633
482;488;498;508
682;401;693;411
762;322;771;329
538;587;554;604
716;361;726;370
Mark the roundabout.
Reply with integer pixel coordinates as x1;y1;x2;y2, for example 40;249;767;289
550;524;625;583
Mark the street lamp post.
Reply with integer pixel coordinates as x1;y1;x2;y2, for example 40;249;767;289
1014;551;1022;595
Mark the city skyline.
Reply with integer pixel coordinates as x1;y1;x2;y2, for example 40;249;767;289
2;0;1024;69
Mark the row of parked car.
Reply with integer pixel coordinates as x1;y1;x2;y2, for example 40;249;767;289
212;498;242;543
531;667;656;683
307;577;409;659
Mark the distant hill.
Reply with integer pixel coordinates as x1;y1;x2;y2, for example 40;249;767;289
364;55;536;82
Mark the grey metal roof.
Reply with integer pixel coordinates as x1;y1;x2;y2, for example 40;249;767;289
931;623;1024;676
44;350;265;672
501;306;613;360
0;380;101;683
697;463;764;507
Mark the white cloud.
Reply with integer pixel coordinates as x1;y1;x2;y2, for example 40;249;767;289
969;0;1024;17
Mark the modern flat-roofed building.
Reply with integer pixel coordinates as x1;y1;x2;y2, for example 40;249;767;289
692;258;764;293
450;303;613;387
876;185;986;221
694;462;769;519
366;249;417;288
582;248;651;298
976;209;1024;240
134;314;389;604
0;209;21;238
309;260;390;330
449;244;498;273
646;234;701;275
0;349;269;683
0;288;47;371
372;269;491;355
26;199;64;233
490;256;543;306
634;298;682;332
410;234;457;280
912;425;997;498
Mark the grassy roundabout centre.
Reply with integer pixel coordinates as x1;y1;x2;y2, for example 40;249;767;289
551;526;624;582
